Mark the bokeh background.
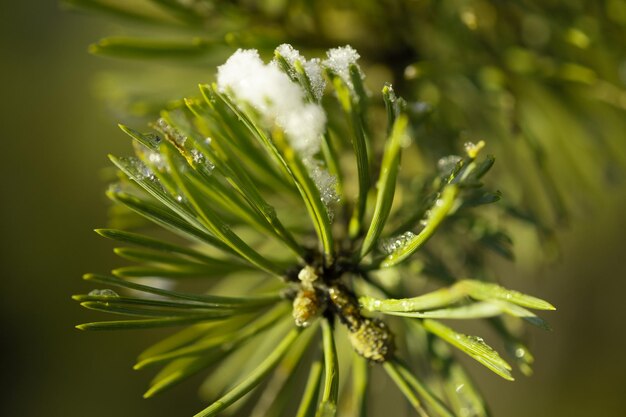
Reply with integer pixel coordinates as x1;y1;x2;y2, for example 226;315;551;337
1;2;625;416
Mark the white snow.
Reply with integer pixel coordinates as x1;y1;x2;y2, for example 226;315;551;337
216;49;304;120
216;48;327;157
322;45;362;91
216;47;339;217
275;44;326;101
275;43;301;65
305;159;340;208
277;104;326;156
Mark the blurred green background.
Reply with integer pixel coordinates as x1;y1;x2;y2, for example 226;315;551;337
1;2;626;416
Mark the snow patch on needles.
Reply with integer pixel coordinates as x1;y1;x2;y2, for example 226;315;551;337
308;161;339;206
277;104;327;156
217;49;324;156
216;47;339;216
275;44;326;101
323;45;362;91
217;50;301;124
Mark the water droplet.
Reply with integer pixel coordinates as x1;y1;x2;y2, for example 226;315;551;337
146;150;166;171
156;118;187;146
156;118;168;130
455;383;465;393
122;156;155;181
379;231;416;254
204;137;212;145
373;300;382;309
175;195;184;203
466;335;495;352
515;347;526;358
89;289;119;297
190;149;203;164
190;149;215;173
400;300;411;311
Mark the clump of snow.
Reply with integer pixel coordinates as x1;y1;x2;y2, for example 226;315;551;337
322;45;362;92
275;44;326;101
217;48;326;157
277;104;326;156
217;50;302;120
216;47;339;218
